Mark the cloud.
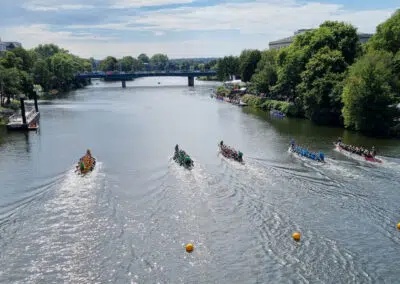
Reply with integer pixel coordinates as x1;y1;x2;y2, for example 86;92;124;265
1;24;117;48
128;1;393;35
22;0;96;11
111;0;193;8
0;0;396;58
64;1;393;37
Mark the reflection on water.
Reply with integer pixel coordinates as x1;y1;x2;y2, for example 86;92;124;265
0;78;399;283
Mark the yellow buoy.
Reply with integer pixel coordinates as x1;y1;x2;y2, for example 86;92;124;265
397;223;400;230
186;243;194;253
292;232;301;242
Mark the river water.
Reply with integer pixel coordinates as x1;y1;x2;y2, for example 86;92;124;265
1;77;400;283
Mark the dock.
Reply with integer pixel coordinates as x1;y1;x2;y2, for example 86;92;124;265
6;97;40;130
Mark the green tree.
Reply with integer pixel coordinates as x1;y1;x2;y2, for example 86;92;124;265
251;49;278;95
99;56;118;72
0;51;23;69
368;9;400;54
138;53;150;64
32;59;52;91
298;47;348;125
342;50;398;135
34;44;65;58
18;71;35;98
239;49;261;82
119;56;134;72
216;56;239;81
150;54;169;71
274;21;360;102
10;48;34;72
0;68;22;104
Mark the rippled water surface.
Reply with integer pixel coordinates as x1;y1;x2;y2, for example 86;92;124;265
1;77;400;283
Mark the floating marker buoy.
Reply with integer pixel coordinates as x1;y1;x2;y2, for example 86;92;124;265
397;223;400;230
186;243;194;253
292;232;301;242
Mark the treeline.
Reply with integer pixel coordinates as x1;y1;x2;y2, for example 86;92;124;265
0;44;91;106
96;53;217;72
216;10;400;136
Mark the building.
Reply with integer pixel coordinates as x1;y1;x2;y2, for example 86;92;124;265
0;38;22;53
269;29;373;50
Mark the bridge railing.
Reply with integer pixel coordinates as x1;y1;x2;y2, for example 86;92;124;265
76;70;217;76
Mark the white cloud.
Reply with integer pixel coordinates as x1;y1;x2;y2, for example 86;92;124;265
128;1;393;35
111;0;193;8
0;24;117;48
65;1;393;37
2;1;396;58
23;2;95;11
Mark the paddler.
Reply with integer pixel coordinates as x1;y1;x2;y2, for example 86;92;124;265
371;146;376;157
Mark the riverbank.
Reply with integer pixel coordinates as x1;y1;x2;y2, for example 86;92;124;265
240;94;400;138
0;100;20;125
197;75;218;81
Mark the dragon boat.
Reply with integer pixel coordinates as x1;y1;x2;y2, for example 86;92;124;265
173;145;194;169
335;139;381;163
289;141;325;162
219;141;243;163
76;149;96;174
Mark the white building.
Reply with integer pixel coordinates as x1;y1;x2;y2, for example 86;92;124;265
0;38;22;52
269;29;373;50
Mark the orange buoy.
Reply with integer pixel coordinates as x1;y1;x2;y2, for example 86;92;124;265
397;223;400;230
185;243;194;253
292;232;301;242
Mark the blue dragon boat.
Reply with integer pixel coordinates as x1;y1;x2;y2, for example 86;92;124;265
289;141;325;162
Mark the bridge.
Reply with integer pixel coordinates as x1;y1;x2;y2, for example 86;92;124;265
75;71;217;87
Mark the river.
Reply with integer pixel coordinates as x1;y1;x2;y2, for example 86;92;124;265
1;77;400;283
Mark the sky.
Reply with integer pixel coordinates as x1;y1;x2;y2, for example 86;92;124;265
0;0;398;59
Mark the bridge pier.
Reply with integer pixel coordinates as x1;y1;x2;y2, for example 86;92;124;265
122;80;126;88
188;76;194;87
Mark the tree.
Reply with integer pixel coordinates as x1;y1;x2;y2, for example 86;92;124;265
0;68;22;104
119;56;134;72
298;47;348;125
0;51;23;69
239;49;261;82
275;21;360;99
34;44;64;58
150;54;169;71
99;56;117;72
32;59;52;91
342;50;398;135
251;49;278;95
368;9;400;54
10;48;34;72
138;53;150;64
216;56;239;81
19;71;35;98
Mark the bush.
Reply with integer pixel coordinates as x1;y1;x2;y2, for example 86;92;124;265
241;95;300;117
241;94;264;106
216;85;230;96
261;100;298;116
390;123;400;137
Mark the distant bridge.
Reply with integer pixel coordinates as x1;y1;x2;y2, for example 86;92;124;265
75;71;217;87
